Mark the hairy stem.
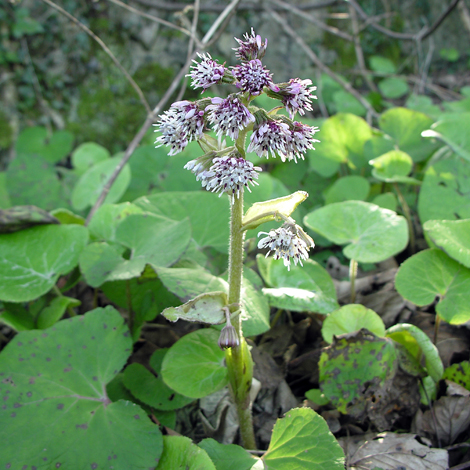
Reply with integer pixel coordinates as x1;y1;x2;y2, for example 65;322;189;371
225;192;256;449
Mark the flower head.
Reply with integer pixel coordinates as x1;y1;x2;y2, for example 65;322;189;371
233;28;268;62
188;53;227;92
270;78;317;119
186;153;262;201
285;121;320;163
232;59;279;97
206;95;255;140
247;116;291;161
258;223;314;270
218;324;239;350
154;100;205;155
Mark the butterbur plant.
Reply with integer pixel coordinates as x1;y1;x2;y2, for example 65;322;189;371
155;28;318;449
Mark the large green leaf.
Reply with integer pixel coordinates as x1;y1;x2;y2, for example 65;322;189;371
418;157;470;224
424;219;470;268
0;224;89;302
161;329;228;399
395;249;470;324
322;304;385;343
0;307;163;469
304;201;408;262
262;408;345;469
379;107;438;162
198;439;256;470
156;436;216;470
71;156;131;211
257;256;338;314
135;191;230;253
309;113;373;176
324;175;370;204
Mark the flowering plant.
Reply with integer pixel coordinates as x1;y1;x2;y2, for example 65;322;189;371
155;28;319;449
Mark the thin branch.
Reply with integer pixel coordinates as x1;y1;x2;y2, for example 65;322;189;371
348;0;462;41
40;0;151;114
85;0;242;225
268;0;354;42
107;0;197;43
267;8;379;120
130;0;341;11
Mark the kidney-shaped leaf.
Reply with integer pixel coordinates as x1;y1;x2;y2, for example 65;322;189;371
370;150;420;184
0;224;89;302
262;408;345;470
395;249;470;324
161;329;228;399
424;219;470;268
0;306;163;469
304;201;408;263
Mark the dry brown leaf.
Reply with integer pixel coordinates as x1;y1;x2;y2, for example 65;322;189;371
339;432;448;470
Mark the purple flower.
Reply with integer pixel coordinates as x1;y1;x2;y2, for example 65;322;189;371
218;324;239;350
258;223;314;270
232;59;279;97
286;121;320;163
206;95;255;140
233;28;268;62
278;78;317;119
186;154;262;201
154;101;205;155
247;119;291;161
188;53;226;92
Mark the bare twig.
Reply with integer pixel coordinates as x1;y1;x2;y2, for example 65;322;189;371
107;0;197;43
348;0;462;41
267;8;379;120
85;0;241;225
130;0;341;12
268;0;353;42
458;0;470;36
40;0;151;114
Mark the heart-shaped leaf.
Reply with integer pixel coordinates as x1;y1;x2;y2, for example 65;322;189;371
378;77;409;99
262;408;345;469
324;175;370;205
322;304;385;343
304;201;408;263
424;219;470;268
0;307;163;469
0;224;89;302
369;150;420;184
161;329;228;399
257;256;338;314
395;249;470;324
72;142;110;175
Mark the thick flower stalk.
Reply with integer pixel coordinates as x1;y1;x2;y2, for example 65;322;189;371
154;29;319;449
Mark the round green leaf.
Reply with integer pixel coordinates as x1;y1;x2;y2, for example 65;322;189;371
72;142;110;175
319;330;398;413
322;304;385;343
332;90;366;116
424;218;470;268
324;175;370;204
123;357;193;411
0;224;89;302
156;436;216;470
257;256;339;314
304;201;408;263
395;249;470;324
369;150;420;184
386;323;444;382
198;438;256;470
71;156;131;211
161;329;228;399
379;107;439;162
369;56;396;74
378;77;409;99
262;408;345;469
418;157;470;224
372;192;397;211
0;307;163;469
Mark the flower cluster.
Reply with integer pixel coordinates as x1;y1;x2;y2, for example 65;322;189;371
232;59;278;97
258;223;314;271
270;78;318;119
233;28;268;62
188;53;227;92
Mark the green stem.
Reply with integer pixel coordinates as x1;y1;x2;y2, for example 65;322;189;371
394;182;415;254
433;314;441;345
349;258;358;303
126;280;135;337
225;192;256;450
53;285;76;317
